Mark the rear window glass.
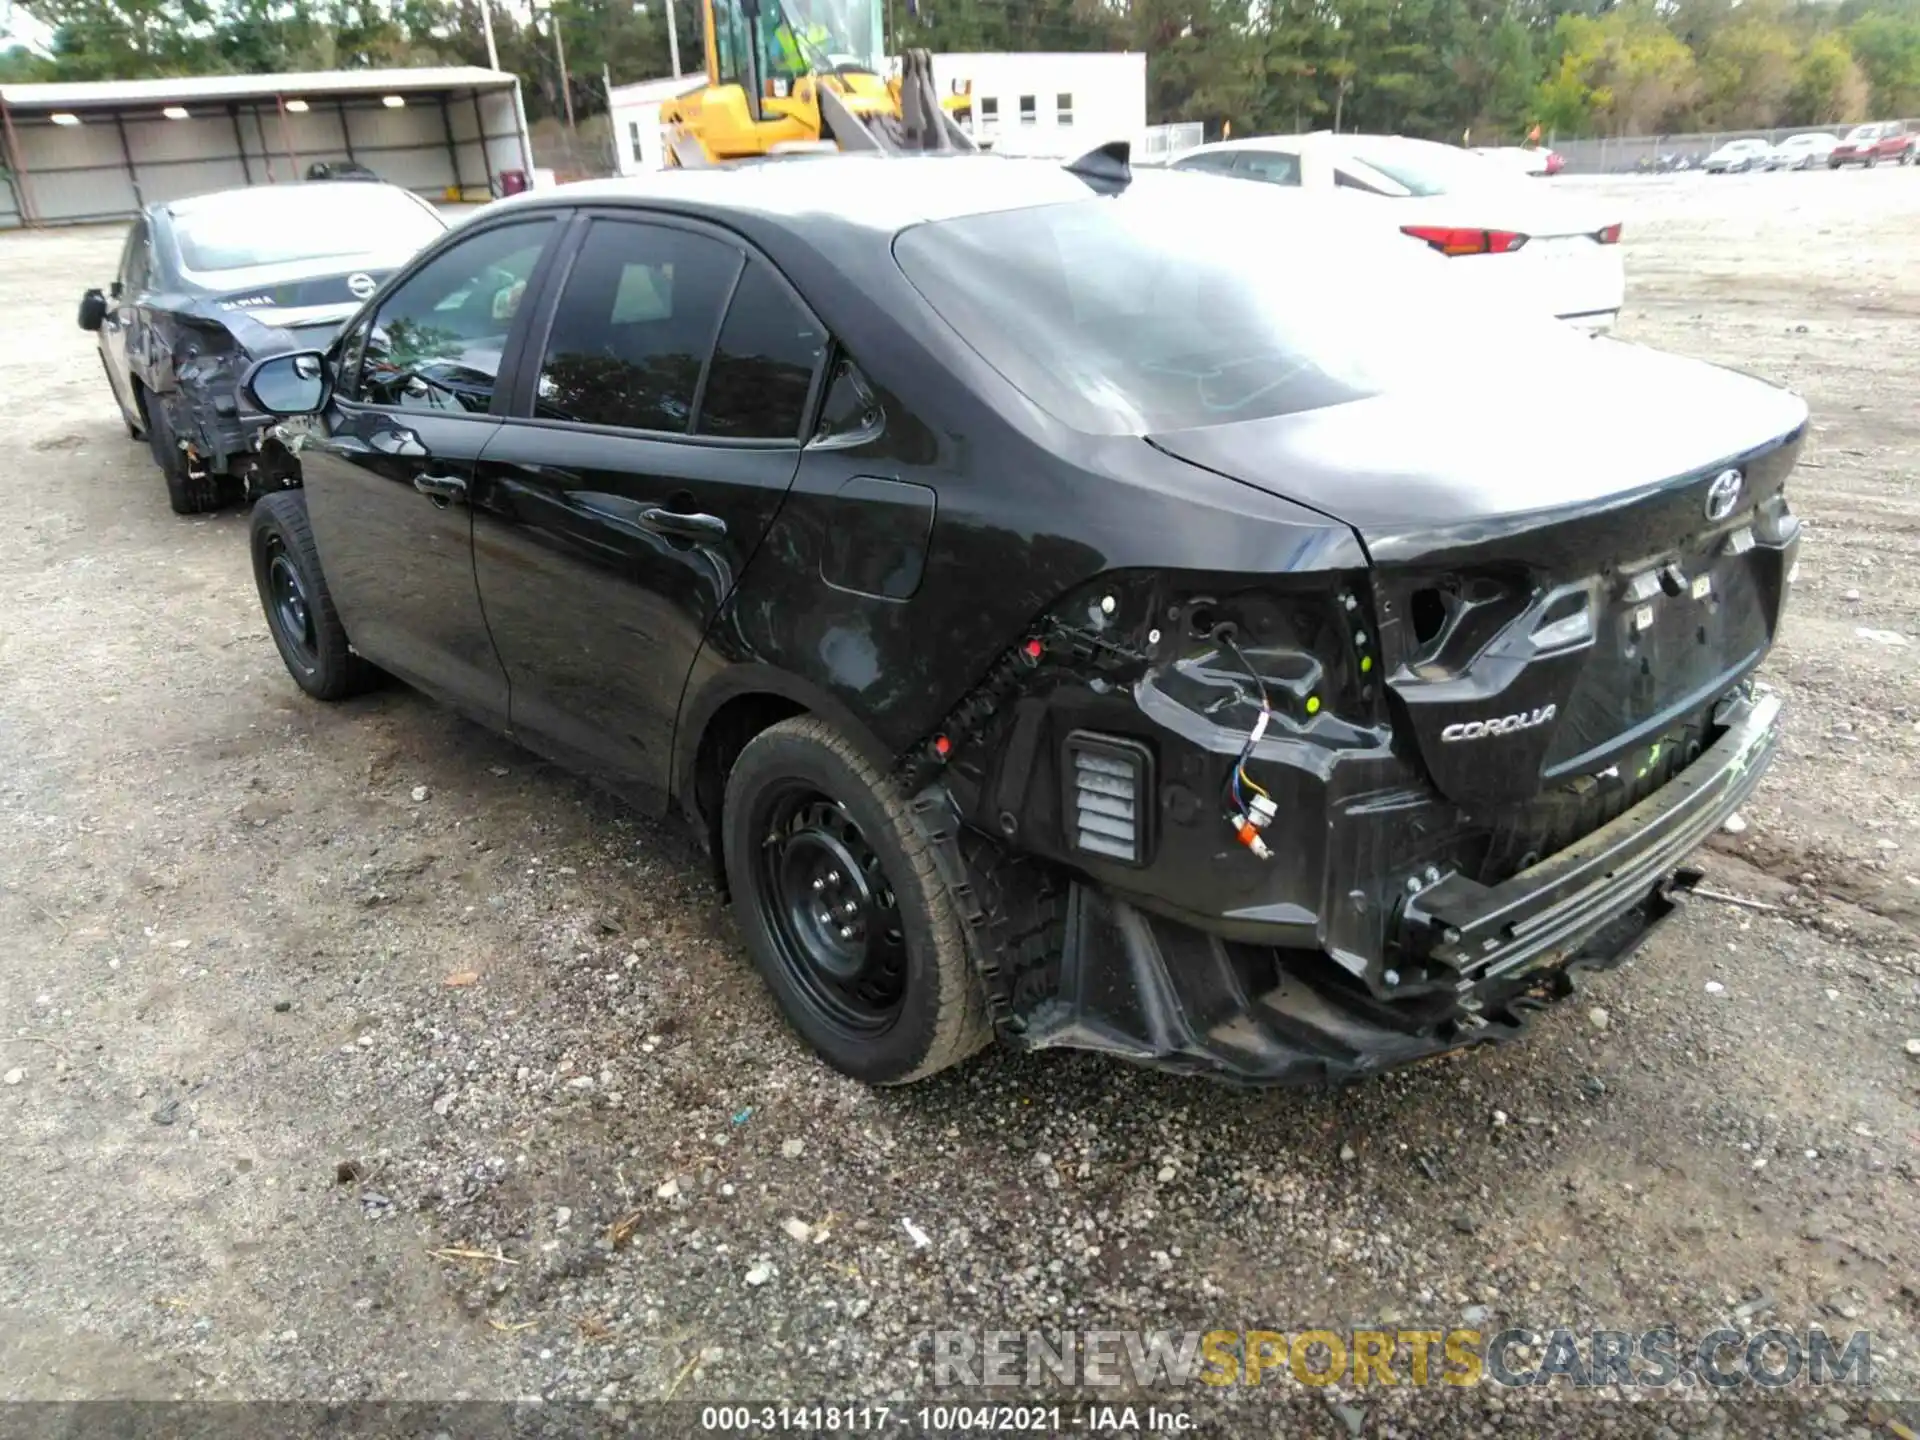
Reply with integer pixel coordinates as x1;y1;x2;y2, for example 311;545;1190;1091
893;182;1579;436
171;185;446;274
1332;137;1512;196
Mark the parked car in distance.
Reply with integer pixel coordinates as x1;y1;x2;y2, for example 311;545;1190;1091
1170;132;1623;329
76;180;447;514
1766;132;1837;170
238;151;1804;1089
1703;138;1772;173
307;160;382;182
1829;120;1915;167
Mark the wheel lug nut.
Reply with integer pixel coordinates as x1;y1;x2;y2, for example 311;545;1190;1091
811;877;825;891
827;870;841;885
838;925;854;940
841;900;858;916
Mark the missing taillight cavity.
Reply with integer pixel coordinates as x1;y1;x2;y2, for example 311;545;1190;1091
1401;225;1528;257
1411;587;1450;646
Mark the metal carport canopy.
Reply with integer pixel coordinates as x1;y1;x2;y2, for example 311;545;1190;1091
0;67;534;227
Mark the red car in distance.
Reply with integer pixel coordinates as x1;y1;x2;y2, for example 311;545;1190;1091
1829;120;1916;168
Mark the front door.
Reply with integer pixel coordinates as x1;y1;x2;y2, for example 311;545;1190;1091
470;214;827;799
100;219;150;419
298;215;564;719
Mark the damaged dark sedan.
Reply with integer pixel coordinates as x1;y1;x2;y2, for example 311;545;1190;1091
78;180;447;514
235;151;1805;1087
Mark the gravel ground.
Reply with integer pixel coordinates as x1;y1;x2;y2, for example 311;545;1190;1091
1;169;1916;1437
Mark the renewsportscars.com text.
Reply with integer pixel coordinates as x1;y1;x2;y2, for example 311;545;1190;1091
929;1327;1872;1390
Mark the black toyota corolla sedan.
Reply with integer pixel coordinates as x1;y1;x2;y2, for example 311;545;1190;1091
238;149;1805;1087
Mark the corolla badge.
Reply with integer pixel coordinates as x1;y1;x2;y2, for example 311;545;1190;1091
1704;468;1744;522
347;272;378;300
1441;705;1557;743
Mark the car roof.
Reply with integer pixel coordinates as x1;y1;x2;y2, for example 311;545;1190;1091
158;179;420;219
488;152;1201;235
1177;131;1451;156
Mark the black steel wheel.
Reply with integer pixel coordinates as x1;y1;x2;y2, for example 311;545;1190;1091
752;786;909;1032
722;717;990;1085
265;538;319;672
249;490;380;701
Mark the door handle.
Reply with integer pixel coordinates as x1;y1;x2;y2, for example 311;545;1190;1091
413;472;468;502
638;507;726;541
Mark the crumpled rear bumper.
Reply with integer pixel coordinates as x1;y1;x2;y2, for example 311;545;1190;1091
1013;689;1781;1085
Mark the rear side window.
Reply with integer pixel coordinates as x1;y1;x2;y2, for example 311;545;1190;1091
694;260;827;440
535;219;741;433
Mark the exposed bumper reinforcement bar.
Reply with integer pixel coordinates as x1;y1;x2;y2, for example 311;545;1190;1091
1405;690;1781;982
1011;692;1780;1086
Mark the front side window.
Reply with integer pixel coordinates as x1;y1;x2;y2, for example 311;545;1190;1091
353;219;554;413
695;259;827;440
534;219;741;433
120;220;152;293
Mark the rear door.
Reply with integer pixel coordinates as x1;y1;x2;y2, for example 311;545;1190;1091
298;214;565;719
470;212;827;801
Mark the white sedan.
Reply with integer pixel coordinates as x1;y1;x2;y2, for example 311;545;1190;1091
1766;132;1838;170
1702;138;1772;173
1169;133;1624;330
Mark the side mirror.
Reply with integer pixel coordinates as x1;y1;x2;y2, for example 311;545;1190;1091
77;289;108;332
243;350;331;416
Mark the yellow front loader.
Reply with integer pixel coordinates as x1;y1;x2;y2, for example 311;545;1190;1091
659;0;978;165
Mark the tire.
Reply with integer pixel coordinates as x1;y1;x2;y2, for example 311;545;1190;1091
146;393;221;515
1865;154;1878;168
249;490;380;701
722;716;990;1085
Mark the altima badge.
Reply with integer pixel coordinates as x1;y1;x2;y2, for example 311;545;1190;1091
1441;705;1557;742
1704;468;1744;522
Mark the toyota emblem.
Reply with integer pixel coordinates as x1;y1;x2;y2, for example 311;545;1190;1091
347;272;377;300
1704;468;1744;522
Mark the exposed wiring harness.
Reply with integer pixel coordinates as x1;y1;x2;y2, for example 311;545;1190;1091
1218;631;1279;859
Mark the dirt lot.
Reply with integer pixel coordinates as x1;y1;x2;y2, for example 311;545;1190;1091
1;170;1917;1436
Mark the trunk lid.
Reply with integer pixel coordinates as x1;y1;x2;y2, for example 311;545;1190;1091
1147;343;1807;809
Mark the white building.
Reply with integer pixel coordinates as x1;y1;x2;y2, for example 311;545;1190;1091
606;74;706;176
605;51;1148;173
933;52;1147;158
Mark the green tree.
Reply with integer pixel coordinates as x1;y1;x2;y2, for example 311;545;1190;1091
1847;10;1920;114
1787;33;1870;123
1698;18;1797;128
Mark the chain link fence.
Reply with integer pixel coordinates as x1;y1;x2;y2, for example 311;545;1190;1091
1551;122;1919;174
1140;121;1204;163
